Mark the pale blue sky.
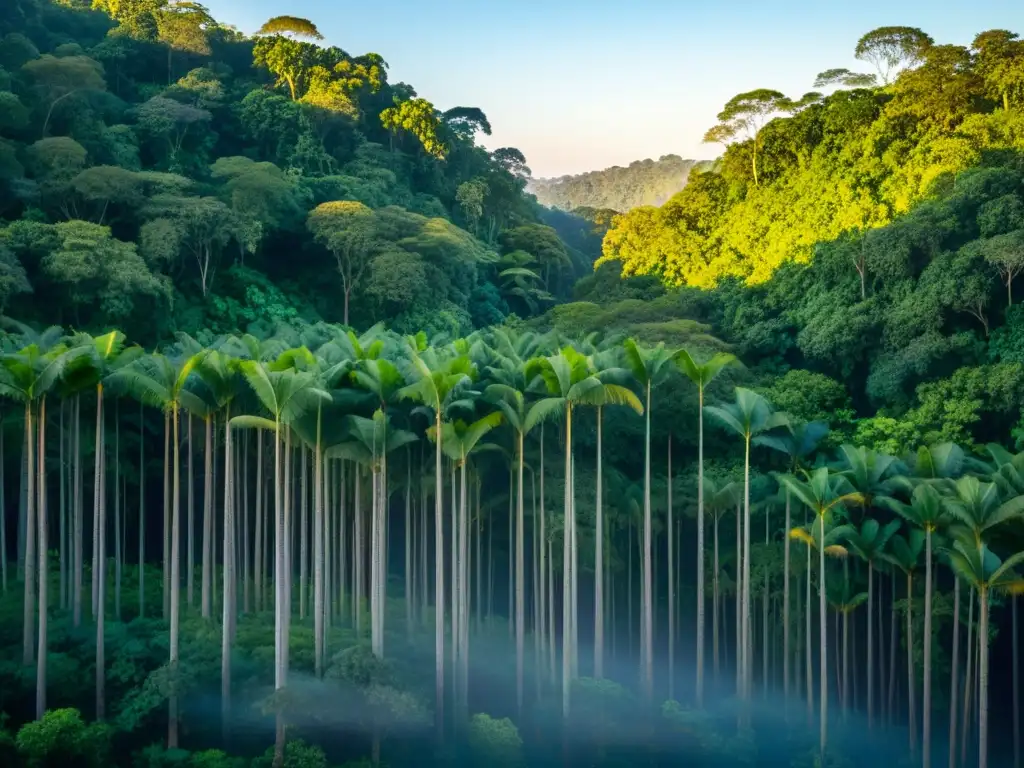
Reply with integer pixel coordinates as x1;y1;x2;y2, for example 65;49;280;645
204;0;1024;178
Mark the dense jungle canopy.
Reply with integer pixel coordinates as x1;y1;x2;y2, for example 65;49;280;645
2;4;1024;768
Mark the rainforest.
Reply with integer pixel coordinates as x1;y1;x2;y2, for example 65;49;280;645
1;2;1024;767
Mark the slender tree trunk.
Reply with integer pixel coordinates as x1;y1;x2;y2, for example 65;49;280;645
163;412;170;620
783;489;790;706
980;587;990;768
114;410;121;621
923;530;933;768
742;434;752;702
818;516;827;758
137;403;144;620
713;512;720;682
562;405;574;717
36;396;48;719
867;563;874;729
168;404;182;748
697;389;706;706
890;575;898;727
59;404;66;612
314;412;324;677
95;391;106;720
908;573;916;756
641;384;653;701
300;447;307;622
187;415;194;609
405;449;412;637
1;417;6;596
949;577;960;768
273;421;285;768
516;431;525;714
202;415;212;619
221;404;233;743
805;538;812;724
23;402;35;666
667;435;674;701
594;408;604;680
434;414;444;741
1015;595;1020;768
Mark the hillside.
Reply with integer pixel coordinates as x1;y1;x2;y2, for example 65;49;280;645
527;154;709;212
0;0;587;344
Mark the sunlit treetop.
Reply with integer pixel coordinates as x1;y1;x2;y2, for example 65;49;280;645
855;26;934;85
813;68;878;90
256;15;324;40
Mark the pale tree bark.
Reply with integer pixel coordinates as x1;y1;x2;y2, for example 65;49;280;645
168;404;182;748
516;431;525;714
923;529;934;768
23;402;35;666
221;405;234;743
980;587;990;768
202;415;213;619
696;390;707;706
594;409;604;680
433;414;445;741
783;490;790;706
667;435;674;701
36;397;48;719
641;384;653;701
949;578;960;768
95;395;107;720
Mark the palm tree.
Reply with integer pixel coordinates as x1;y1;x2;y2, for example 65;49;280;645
108;345;207;745
757;418;829;705
674;348;736;706
231;358;330;768
622;338;675;700
880;482;949;766
433;410;503;720
943;538;1024;768
708;387;785;700
397;345;475;739
528;345;641;716
0;335;75;719
780;467;862;758
330;410;417;659
881;529;925;755
700;476;742;682
845;516;900;729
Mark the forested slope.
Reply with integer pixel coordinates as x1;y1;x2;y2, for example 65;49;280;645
0;0;585;342
527;155;709;212
584;28;1024;453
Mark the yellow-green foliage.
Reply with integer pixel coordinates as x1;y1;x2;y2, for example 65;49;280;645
599;32;1024;289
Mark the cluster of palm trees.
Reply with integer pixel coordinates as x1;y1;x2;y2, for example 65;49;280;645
721;416;1024;768
0;320;727;758
4;317;1024;768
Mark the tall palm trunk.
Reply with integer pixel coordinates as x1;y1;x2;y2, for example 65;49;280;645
805;537;812;724
187;416;194;608
979;586;990;768
74;398;84;624
907;572;917;755
137;403;144;619
314;410;324;677
818;517;827;757
696;389;707;706
36;396;48;719
168;404;182;748
713;512;719;681
202;415;212;619
641;383;652;701
273;420;285;768
22;401;35;665
300;447;308;621
867;563;874;729
562;403;574;717
162;412;170;620
95;387;107;720
783;489;790;706
949;578;960;768
923;529;933;768
594;407;604;680
221;404;233;742
516;430;525;713
667;435;674;701
742;433;752;701
433;412;444;741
